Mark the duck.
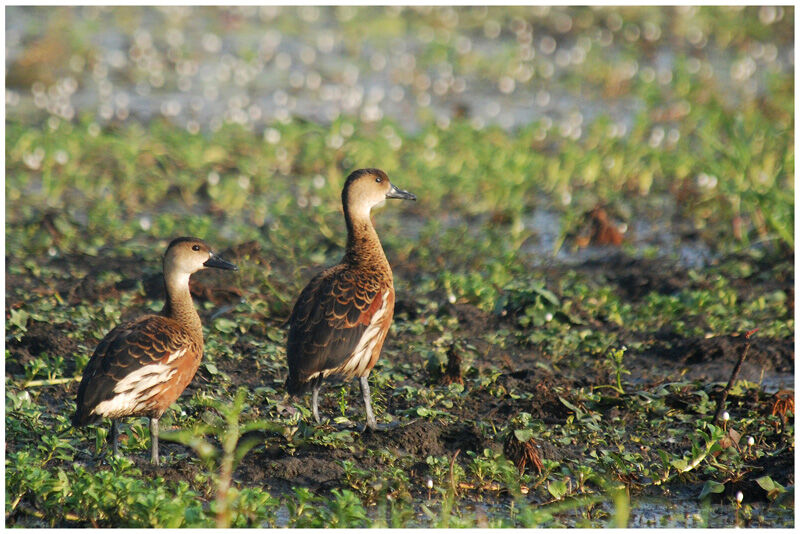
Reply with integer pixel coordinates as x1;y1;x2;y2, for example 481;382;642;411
72;237;238;465
286;168;416;430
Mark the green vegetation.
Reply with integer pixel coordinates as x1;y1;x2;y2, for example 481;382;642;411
5;5;794;528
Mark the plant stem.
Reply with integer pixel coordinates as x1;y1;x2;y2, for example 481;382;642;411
22;376;80;388
216;406;240;528
449;449;460;498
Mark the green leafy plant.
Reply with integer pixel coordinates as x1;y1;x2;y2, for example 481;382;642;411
160;388;285;527
598;346;630;395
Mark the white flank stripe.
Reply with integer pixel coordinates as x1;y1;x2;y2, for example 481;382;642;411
306;289;391;382
112;363;174;394
92;363;177;418
344;289;390;377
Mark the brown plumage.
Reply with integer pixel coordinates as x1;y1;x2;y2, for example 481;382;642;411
286;168;416;430
72;237;237;465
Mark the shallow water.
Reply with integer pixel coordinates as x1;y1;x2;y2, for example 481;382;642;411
6;6;793;135
522;206;715;269
365;491;795;528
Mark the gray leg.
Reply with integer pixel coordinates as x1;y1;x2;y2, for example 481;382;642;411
150;417;160;466
312;384;321;424
110;420;120;457
359;376;378;431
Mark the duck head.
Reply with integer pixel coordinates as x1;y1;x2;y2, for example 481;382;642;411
163;237;238;282
342;168;416;220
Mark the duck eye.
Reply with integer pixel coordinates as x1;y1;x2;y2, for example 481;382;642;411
192;245;201;251
375;177;382;183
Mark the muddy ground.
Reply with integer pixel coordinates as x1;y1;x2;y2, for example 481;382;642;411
5;245;794;526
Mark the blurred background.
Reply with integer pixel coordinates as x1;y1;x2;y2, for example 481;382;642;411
7;6;793;135
6;6;794;265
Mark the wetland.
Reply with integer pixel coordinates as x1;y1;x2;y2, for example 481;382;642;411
5;6;794;527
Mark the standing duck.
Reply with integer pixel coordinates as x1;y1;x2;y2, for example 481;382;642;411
286;168;416;430
72;237;237;465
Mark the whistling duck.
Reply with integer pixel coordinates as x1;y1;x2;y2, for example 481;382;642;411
286;169;416;430
72;237;237;465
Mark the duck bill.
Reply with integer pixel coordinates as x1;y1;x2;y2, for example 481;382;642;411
386;183;416;201
204;253;238;271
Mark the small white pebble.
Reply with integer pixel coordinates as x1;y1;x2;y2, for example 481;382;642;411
747;436;755;446
722;411;730;422
736;491;743;503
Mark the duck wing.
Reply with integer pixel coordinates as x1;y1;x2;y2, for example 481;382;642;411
72;315;195;424
286;265;389;392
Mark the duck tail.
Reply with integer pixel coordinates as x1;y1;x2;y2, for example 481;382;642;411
285;372;317;396
71;407;91;427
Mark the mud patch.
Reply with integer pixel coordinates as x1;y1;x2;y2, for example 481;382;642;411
445;302;499;332
7;320;79;376
481;369;575;425
45;253;150;305
203;345;278;389
137;450;205;488
714;446;794;504
364;420;446;457
640;332;794;383
578;253;692;301
240;446;349;493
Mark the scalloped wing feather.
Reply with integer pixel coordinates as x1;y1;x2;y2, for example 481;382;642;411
73;315;200;424
286;265;392;393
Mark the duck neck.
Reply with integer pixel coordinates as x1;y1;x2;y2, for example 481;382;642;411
343;205;390;273
161;272;203;336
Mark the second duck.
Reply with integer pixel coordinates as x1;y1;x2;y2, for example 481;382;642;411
286;168;416;430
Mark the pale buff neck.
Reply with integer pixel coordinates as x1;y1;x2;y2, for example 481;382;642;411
343;205;391;274
161;271;203;337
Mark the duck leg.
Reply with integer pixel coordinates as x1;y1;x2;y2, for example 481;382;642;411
311;384;322;424
359;376;378;431
150;417;160;466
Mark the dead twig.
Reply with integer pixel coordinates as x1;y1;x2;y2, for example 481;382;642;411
713;329;758;423
504;434;544;474
770;390;794;432
440;343;464;386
